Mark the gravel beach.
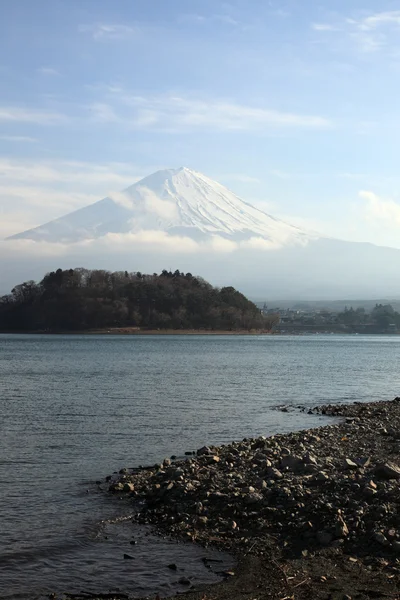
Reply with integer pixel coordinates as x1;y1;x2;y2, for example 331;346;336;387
74;398;400;600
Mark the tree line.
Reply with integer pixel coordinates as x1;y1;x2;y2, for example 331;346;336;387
337;303;400;332
0;268;274;332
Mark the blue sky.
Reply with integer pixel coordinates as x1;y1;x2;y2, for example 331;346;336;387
2;0;400;247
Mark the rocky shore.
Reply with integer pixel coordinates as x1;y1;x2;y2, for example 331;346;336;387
101;398;400;599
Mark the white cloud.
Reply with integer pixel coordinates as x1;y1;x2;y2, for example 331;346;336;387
313;10;400;54
89;102;119;122
0;185;98;210
207;236;237;253
271;9;291;18
240;237;285;250
312;23;338;32
0;212;42;240
214;14;238;26
108;191;134;210
349;13;400;52
97;93;332;133
350;31;384;53
0;187;99;239
79;23;139;40
0;159;150;239
38;67;59;76
275;214;328;238
220;173;260;183
0;106;66;124
355;11;400;31
133;109;158;128
360;189;400;228
179;13;238;26
0;135;37;143
0;158;139;187
269;169;292;179
104;230;199;253
138;186;179;220
0;232;198;260
2;229;295;262
109;187;180;220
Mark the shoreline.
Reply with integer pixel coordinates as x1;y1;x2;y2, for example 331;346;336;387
81;398;400;600
0;327;274;336
2;328;400;336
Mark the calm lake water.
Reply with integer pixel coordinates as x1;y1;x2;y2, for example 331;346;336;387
1;334;400;599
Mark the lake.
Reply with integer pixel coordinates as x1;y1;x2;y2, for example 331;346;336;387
1;334;400;599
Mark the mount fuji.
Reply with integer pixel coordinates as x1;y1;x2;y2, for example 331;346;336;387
8;167;312;245
6;167;400;299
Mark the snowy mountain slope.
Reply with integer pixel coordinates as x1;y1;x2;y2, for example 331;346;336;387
8;167;313;244
6;167;400;298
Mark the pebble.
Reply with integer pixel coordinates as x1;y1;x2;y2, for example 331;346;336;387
197;446;213;456
335;518;349;538
373;531;388;546
343;458;358;470
106;397;400;571
266;467;283;479
122;482;135;492
374;461;400;480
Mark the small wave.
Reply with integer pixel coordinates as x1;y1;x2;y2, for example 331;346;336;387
87;513;137;539
0;540;83;566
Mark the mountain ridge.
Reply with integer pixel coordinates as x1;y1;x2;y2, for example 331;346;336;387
7;166;400;299
8;167;313;245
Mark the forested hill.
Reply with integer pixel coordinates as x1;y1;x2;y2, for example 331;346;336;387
0;268;274;332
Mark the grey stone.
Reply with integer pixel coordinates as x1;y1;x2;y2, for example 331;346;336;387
363;486;377;498
280;454;305;472
373;531;388;545
171;468;184;479
303;452;318;466
335;518;349;538
266;466;283;479
197;446;212;456
343;458;358;470
109;482;124;493
207;455;220;464
123;482;135;493
356;457;371;468
245;492;264;505
374;462;400;480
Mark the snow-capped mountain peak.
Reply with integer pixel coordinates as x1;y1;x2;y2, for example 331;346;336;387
8;167;312;244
